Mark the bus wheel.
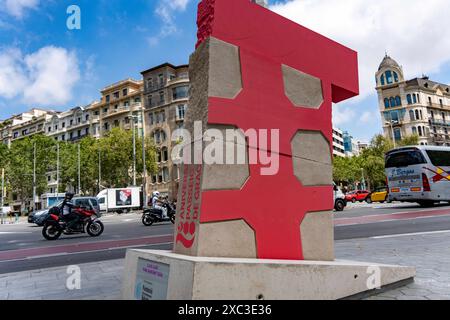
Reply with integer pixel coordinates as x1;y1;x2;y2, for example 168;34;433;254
419;201;435;208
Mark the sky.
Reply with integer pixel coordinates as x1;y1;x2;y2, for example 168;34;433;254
1;0;450;143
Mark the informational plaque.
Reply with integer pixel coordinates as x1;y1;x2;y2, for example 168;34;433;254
134;258;170;300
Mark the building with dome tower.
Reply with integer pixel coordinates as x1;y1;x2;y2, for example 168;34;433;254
376;54;450;146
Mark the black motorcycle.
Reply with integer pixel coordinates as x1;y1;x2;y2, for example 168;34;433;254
142;201;176;226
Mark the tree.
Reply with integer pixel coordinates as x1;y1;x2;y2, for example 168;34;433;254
398;134;419;147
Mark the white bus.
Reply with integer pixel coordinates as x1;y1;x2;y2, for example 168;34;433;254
385;146;450;207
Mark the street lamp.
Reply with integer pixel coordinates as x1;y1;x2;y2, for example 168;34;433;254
385;120;399;148
131;108;147;207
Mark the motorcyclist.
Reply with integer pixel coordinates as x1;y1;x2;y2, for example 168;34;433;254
151;191;168;219
60;192;79;232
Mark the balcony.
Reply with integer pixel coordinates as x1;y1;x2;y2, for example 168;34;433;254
430;119;450;127
167;75;189;86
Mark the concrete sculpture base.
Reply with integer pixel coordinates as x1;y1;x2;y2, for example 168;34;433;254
122;249;416;300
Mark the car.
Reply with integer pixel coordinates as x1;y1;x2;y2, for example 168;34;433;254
367;187;390;204
30;197;101;226
333;184;347;212
345;190;370;203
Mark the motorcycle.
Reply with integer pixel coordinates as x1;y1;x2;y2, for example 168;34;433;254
142;201;176;226
42;205;104;240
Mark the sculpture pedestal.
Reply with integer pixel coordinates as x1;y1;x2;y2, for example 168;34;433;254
122;249;415;300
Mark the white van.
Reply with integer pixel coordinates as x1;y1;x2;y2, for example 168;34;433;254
385;146;450;207
97;187;142;214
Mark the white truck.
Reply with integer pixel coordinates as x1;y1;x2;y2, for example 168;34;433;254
97;187;142;214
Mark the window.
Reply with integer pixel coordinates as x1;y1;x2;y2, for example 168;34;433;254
395;96;401;106
163;167;170;182
384;98;390;108
162;147;169;162
48;127;51;133
54;125;58;130
149;113;154;125
124;100;130;107
114;120;120;127
177;104;186;119
412;127;417;135
123;89;128;96
158;170;163;183
442;112;446;122
147;78;153;90
428;97;432;105
134;97;141;103
385;150;427;168
393;72;399;83
70;119;74;126
22;129;28;136
70;132;73;139
407;94;412;105
77;130;81;137
173;86;189;100
62;134;65;141
418;126;423;136
85;128;89;135
94;111;99;116
415;110;419;121
62;122;65;128
113;91;119;99
77;117;81;123
431;111;435;119
409;110;415;121
389;97;396;108
159;111;166;123
394;128;402;141
159;91;165;104
104;122;109;131
85;114;89;121
147;95;153;106
385;70;393;84
114;104;119;110
380;75;385;86
413;94;417;104
426;151;450;167
125;117;130;124
105;95;110;103
420;110;423;119
158;74;164;86
103;108;108;114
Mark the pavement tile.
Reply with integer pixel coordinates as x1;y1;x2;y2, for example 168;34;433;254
396;295;429;300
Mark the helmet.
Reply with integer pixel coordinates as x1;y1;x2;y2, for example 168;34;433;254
65;192;74;201
152;191;160;197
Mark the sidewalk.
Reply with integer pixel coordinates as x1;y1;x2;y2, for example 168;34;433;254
2;232;450;300
0;260;123;300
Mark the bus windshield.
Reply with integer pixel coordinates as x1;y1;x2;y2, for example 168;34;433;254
426;150;450;167
385;150;427;168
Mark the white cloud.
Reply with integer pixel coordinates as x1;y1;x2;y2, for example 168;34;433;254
0;48;27;98
332;104;356;126
271;0;450;101
0;0;39;18
0;46;80;106
359;111;372;124
150;0;191;45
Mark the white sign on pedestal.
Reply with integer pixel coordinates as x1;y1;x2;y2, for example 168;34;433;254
135;258;170;300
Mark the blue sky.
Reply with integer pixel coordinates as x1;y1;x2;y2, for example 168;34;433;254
1;0;450;143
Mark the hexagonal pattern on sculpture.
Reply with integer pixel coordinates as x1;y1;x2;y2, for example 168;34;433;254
291;130;332;186
282;64;324;109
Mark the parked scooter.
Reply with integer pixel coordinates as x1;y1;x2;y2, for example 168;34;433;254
142;201;176;226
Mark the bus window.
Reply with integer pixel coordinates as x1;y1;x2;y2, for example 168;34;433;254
385;150;427;168
426;150;450;167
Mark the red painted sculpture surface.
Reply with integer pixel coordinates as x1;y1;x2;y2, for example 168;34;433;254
176;0;359;260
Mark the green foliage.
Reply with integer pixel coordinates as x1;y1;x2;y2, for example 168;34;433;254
334;134;419;191
4;128;158;204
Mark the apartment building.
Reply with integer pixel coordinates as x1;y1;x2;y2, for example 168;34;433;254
88;78;145;140
46;106;91;142
332;127;346;157
376;55;450;146
0;109;52;146
141;63;189;199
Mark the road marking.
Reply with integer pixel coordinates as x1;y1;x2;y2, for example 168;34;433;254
372;230;450;239
335;208;450;226
0;234;174;262
0;232;32;235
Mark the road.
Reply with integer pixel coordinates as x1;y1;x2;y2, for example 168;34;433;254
1;202;450;274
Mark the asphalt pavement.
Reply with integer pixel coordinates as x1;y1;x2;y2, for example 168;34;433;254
1;202;450;275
